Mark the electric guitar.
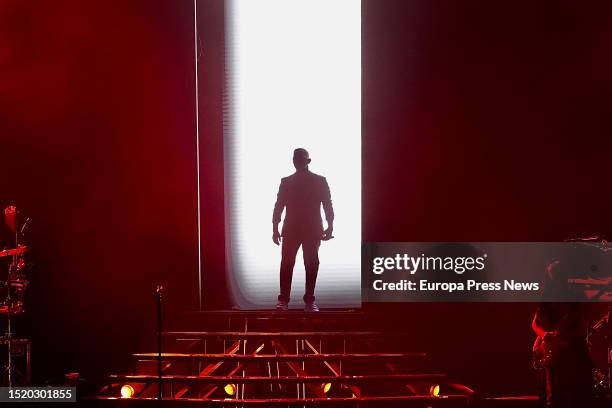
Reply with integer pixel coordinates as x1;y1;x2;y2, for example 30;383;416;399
532;332;561;369
532;331;566;407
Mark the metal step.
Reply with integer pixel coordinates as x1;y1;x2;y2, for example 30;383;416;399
109;373;446;384
90;394;469;406
133;352;426;362
184;309;364;319
163;331;404;339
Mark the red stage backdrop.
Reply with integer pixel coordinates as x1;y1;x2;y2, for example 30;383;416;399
0;0;610;395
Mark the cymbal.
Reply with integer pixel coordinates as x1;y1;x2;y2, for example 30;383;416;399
0;304;24;315
0;246;28;258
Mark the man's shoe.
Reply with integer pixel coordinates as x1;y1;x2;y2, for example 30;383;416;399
276;300;289;311
304;302;320;312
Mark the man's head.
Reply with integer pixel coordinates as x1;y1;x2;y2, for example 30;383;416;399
293;148;311;171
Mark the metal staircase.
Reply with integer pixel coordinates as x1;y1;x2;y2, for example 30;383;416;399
94;310;471;407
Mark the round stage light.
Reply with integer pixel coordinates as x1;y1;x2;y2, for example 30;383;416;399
224;383;237;396
429;384;440;397
120;384;135;398
322;382;332;394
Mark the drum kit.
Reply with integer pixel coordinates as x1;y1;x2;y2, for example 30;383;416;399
0;206;31;386
566;237;612;395
0;206;30;315
0;246;29;316
589;304;612;397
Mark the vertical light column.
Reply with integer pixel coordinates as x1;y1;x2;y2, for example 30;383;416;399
224;0;361;308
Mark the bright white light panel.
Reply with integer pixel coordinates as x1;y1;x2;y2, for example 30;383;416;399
223;0;361;308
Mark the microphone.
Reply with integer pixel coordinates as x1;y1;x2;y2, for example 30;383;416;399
20;218;31;235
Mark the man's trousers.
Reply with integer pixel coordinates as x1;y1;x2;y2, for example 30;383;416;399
278;237;321;303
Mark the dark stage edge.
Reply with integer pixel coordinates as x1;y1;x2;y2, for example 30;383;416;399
81;396;612;408
80;395;547;408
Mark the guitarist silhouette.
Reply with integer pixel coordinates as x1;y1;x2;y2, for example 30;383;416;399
532;260;592;408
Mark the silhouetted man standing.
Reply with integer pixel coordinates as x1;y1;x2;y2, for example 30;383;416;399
273;148;334;312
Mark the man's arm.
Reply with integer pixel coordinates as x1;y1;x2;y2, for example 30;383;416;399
272;180;285;245
532;307;562;338
321;177;334;240
532;312;548;338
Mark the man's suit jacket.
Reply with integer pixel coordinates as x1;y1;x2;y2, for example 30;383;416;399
273;170;334;240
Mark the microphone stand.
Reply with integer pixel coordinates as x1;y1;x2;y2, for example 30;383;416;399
5;267;13;388
156;285;164;403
